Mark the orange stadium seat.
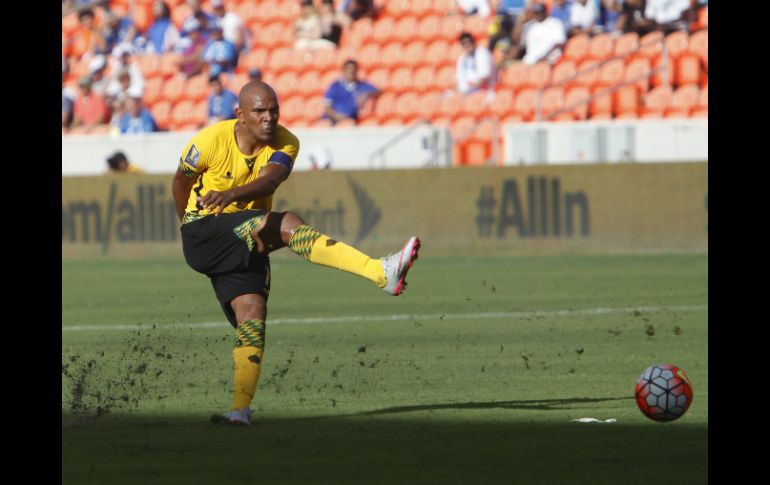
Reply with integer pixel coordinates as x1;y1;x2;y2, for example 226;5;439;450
356;43;382;70
310;118;333;128
614;32;639;58
552;60;578;88
143;77;164;107
434;65;457;90
273;71;300;98
459;91;490;119
574;60;600;87
698;6;708;29
597;59;624;87
409;0;435;16
625;57;651;93
564;86;590;120
563;34;590;62
416;15;442;42
464;124;497;166
380;42;406;68
132;3;153;33
439;16;465;42
171;4;193;30
372;17;397;44
367;67;390;91
296;70;322;97
395;17;419;40
450;116;477;141
424;40;452;67
697;84;708;109
161;75;186;104
501;114;524;125
235;2;261;26
150;101;172;130
675;54;701;87
650;54;675;88
342;18;374;50
269;1;300;24
589;87;612;118
390;67;414;94
668;84;699;114
62;12;79;36
412;66;436;93
319;70;340;91
463;15;489;39
191;100;208;127
226;73;249;93
240;48;270;73
383;0;411;19
138;54;162;79
638;31;664;59
688;30;708;69
500;63;528;90
266;47;297;73
435;92;463;120
616;111;639;120
300;96;327;124
513;88;538;121
416;91;442;121
487;89;514;119
588;34;614;61
402;41;427;68
160;53;182;79
311;49;340;72
170;100;195;130
374;92;398;120
665;109;689;119
613;85;639;116
430;0;457;16
394;92;421;121
279;95;306;125
642;85;673;116
690;108;708;118
665;31;689;59
525;62;551;89
541;87;565;119
253;22;293;49
185;74;210;102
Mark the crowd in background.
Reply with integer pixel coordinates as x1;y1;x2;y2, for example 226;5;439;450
62;0;708;134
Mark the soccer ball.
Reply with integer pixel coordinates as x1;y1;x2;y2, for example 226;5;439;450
634;364;693;422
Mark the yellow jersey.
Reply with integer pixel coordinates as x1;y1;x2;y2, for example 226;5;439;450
178;119;299;215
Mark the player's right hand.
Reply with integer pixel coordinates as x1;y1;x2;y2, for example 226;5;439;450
198;190;235;216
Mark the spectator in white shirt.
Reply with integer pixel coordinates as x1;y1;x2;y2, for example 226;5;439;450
456;32;495;94
644;0;692;34
569;0;600;36
210;0;250;53
513;3;566;65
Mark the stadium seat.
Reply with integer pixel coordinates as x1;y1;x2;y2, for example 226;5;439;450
565;86;590;120
372;17;397;44
463;15;489;40
383;0;412;20
450;116;477;141
150;101;172;130
402;41;427;68
342;17;374;50
487;89;515;119
638;31;664;59
235;2;261;26
268;0;300;23
160;53;182;79
439;16;465;42
416;15;442;42
161;75;187;104
412;66;436;93
698;6;708;29
675;54;701;87
500;62;528;90
138;54;162;79
62;12;79;37
574;60;600;87
310;118;333;128
356;43;382;70
665;109;689;119
435;92;464;120
500;113;524;125
296;70;322;97
389;67;414;94
395;17;419;41
170;100;195;130
690;108;708;118
551;60;578;88
625;57;651;93
614;32;639;58
240;48;270;74
513;88;538;121
616;111;639;120
665;31;689;59
642;85;673;116
688;30;708;69
394;92;420;121
668;84;699;115
588;34;614;61
267;47;301;73
613;85;639;116
319;70;340;91
226;73;249;94
424;39;452;67
143;77;164;107
279;95;306;125
563;34;590;62
589;87;612;118
273;71;300;98
299;96;327;124
416;91;442;121
131;2;153;33
597;59;625;87
185;74;210;102
374;92;398;121
463;139;494;166
525;62;552;90
367;68;390;91
191;100;207;127
589;112;613;120
434;65;457;90
380;42;406;68
253;22;293;49
459;90;490;119
541;87;566;120
697;84;708;109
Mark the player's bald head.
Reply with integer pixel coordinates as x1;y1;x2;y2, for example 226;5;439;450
239;81;277;109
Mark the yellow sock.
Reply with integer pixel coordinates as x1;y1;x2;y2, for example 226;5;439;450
231;319;265;411
288;225;386;287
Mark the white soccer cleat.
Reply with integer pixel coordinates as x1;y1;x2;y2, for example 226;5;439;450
381;236;421;296
212;407;252;426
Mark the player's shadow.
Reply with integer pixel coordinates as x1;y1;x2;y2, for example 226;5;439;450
339;396;634;418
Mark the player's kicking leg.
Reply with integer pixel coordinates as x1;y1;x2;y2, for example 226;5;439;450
254;211;421;295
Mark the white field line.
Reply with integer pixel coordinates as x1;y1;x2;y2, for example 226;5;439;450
62;304;707;332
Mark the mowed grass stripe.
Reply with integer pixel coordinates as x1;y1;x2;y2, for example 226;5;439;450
62;303;707;331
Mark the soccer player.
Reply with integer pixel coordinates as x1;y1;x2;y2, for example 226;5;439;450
171;81;420;426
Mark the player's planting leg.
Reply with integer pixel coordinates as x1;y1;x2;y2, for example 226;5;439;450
277;212;421;296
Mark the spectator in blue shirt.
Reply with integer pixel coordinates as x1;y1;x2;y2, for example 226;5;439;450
323;59;380;124
118;97;158;134
145;1;180;54
550;0;573;34
207;74;238;125
202;26;239;77
101;11;137;55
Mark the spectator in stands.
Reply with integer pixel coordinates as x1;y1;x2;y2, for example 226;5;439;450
510;3;566;64
488;0;527;52
72;76;109;132
323;59;380;124
248;68;263;83
145;1;180;54
62;75;76;130
176;16;209;78
202;25;239;76
549;0;572;35
569;0;601;36
295;0;337;50
207;74;239;125
116;96;159;134
600;0;623;34
100;10;137;55
106;151;145;174
319;0;344;47
65;8;99;58
87;55;110;96
456;0;492;18
339;0;378;23
210;0;250;54
105;68;143;117
644;0;691;34
615;0;655;35
183;0;217;35
456;32;494;95
107;44;146;99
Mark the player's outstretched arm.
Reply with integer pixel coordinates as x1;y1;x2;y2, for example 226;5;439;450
172;168;198;221
199;163;290;215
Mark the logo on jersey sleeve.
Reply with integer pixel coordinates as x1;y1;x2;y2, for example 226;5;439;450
185;144;201;168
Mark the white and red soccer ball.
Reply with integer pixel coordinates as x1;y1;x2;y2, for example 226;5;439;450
635;364;693;422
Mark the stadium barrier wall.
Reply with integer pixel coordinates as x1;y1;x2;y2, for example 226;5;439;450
61;119;706;175
62;162;708;258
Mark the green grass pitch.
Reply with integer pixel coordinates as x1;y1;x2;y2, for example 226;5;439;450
62;253;707;484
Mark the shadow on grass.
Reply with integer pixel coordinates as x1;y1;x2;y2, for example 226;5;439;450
62;397;706;485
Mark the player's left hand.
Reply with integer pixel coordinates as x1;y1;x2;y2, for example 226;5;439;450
198;190;235;216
